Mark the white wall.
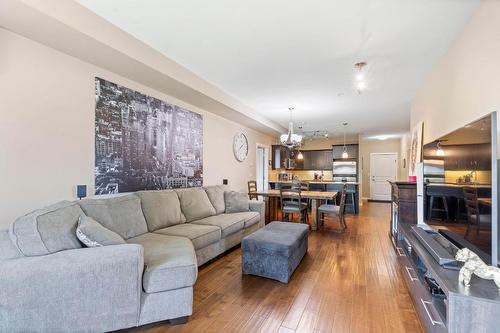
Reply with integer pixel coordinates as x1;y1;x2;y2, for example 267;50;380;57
0;28;272;229
410;0;500;144
359;137;402;199
399;132;410;180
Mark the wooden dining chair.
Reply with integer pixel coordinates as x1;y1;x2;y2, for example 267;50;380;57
280;188;308;224
299;181;312;210
317;184;347;231
463;186;491;238
248;180;258;200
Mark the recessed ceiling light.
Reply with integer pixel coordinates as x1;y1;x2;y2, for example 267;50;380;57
356;81;366;91
354;62;367;94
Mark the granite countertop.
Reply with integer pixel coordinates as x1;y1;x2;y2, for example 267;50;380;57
426;183;491;188
269;180;359;185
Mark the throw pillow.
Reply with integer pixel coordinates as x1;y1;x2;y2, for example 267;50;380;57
76;215;125;247
224;191;250;213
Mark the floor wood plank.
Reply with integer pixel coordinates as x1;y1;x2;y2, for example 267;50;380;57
120;202;423;333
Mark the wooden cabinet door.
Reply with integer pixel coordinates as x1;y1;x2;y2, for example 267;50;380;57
271;145;282;170
301;151;313;170
333;144;358;160
294;151;304;169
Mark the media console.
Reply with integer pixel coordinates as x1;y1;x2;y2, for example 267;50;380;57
391;222;500;333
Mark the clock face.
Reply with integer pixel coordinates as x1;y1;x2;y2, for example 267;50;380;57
233;133;249;162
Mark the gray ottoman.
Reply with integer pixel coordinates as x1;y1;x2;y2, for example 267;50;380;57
242;221;309;283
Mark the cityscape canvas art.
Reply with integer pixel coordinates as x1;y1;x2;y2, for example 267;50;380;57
94;77;203;195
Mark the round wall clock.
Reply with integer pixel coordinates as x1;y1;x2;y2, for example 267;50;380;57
233;132;249;162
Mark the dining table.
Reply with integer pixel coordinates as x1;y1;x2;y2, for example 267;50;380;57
252;189;338;231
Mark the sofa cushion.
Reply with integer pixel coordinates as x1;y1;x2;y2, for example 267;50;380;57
175;188;216;222
135;190;186;231
9;201;83;256
154;224;221;250
191;214;245;238
0;230;22;260
127;233;197;293
204;185;227;215
224;191;250;213
229;211;261;228
76;215;125;247
78;195;148;240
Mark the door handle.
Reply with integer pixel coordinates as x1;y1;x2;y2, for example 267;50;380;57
420;299;444;326
396;247;406;257
405;266;418;281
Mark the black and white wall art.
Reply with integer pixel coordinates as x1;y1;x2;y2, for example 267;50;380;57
94;77;203;195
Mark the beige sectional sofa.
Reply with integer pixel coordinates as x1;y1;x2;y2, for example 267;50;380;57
0;185;264;333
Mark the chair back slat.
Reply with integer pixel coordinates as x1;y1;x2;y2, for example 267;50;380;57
463;186;479;217
280;188;302;209
248;180;258;200
339;184;347;215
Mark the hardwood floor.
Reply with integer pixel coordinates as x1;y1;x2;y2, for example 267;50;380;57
123;202;423;333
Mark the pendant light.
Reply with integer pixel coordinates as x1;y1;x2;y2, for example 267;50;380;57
436;141;445;157
279;107;303;148
297;150;304;160
342;122;348;159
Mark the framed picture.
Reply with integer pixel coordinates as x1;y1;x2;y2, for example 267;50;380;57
409;121;424;176
94;77;203;194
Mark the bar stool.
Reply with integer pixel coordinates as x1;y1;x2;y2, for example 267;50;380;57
317;184;347;231
345;188;356;214
428;195;449;221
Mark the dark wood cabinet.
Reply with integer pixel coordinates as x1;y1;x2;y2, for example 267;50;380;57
272;145;294;169
332;144;358;160
272;146;333;171
390;181;417;226
443;143;491;171
300;149;332;170
271;145;283;170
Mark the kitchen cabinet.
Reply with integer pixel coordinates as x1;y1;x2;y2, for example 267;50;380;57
301;150;332;170
443;144;491;171
332;144;358;160
271;145;286;170
271;145;301;170
272;146;332;170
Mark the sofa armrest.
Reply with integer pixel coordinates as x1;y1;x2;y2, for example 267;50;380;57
0;244;144;333
249;200;266;227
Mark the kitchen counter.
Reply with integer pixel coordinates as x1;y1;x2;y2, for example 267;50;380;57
426;183;491;188
268;180;359;214
269;180;359;185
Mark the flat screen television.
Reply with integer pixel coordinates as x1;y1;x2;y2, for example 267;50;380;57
422;112;498;266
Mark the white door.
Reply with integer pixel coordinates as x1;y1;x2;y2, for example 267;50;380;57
370;153;398;201
256;145;269;192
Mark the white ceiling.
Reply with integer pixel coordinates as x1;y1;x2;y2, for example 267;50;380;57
78;0;479;137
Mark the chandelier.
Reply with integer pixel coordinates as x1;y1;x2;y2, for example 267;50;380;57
280;107;303;148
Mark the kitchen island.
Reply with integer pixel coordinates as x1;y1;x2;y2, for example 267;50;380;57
424;183;491;221
268;180;359;214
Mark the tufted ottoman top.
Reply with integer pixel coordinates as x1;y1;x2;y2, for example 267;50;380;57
242;221;309;257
